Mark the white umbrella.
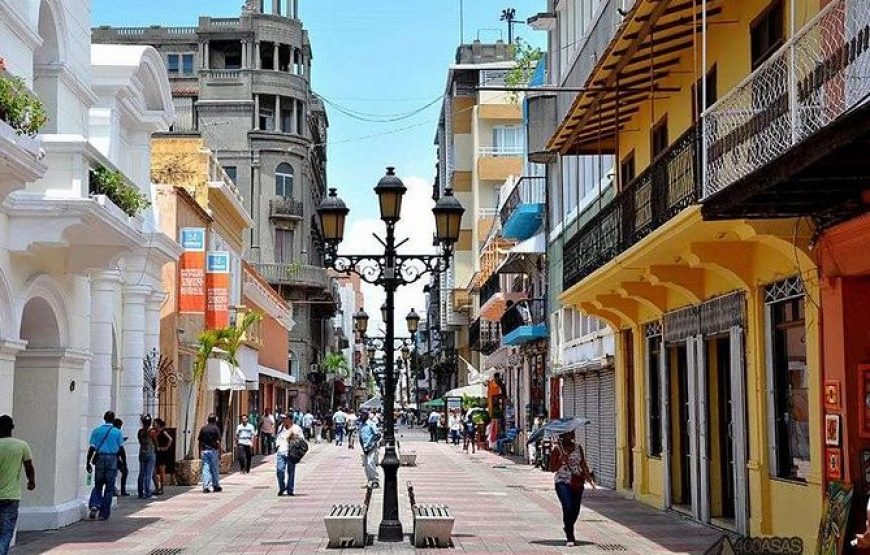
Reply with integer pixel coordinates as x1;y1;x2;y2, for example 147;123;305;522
360;396;382;410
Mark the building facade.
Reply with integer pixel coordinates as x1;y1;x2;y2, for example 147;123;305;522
535;0;870;548
429;41;522;398
92;0;335;404
0;0;178;529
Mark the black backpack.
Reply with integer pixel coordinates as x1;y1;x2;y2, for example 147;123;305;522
287;438;309;463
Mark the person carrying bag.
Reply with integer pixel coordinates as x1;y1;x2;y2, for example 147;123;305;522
549;432;595;547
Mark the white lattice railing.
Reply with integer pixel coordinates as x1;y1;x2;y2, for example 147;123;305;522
703;0;870;198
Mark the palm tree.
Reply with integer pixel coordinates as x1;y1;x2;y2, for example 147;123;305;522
323;351;350;379
182;311;262;459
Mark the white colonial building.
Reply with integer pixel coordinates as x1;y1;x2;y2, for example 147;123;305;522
0;0;179;530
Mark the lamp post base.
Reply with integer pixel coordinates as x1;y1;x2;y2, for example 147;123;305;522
377;444;403;542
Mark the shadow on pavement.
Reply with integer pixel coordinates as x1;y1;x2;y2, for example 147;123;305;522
530;539;594;547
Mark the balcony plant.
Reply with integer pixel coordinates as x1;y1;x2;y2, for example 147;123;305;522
89;165;151;217
323;351;350;379
0;71;47;137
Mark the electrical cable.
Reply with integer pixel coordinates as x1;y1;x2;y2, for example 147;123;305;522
315;93;445;123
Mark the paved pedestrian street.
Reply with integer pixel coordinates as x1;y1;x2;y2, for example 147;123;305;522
15;429;724;555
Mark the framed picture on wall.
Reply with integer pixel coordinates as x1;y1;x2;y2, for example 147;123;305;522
824;380;841;411
827;448;843;481
826;414;841;447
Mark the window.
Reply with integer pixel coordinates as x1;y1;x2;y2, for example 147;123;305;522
693;66;718;121
770;294;809;481
647;334;662;457
274;228;294;264
492;126;524;155
751;1;784;69
182;53;194;75
651;116;668;160
224;166;237;184
167;53;196;76
167;54;179;76
275;163;294;198
259;107;275;131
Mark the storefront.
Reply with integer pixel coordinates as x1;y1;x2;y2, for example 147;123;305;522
561;365;617;489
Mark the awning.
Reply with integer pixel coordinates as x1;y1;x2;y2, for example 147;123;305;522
555;355;615;376
496;232;545;275
423;399;445;409
258;365;296;383
206;358;250;391
444;383;486;399
361;396;382;410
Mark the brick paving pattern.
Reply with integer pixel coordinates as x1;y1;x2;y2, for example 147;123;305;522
15;428;724;554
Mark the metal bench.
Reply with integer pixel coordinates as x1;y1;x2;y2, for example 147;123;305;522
407;482;454;548
324;485;372;548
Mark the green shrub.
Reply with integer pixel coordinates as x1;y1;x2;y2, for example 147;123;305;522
0;72;47;136
89;165;151;217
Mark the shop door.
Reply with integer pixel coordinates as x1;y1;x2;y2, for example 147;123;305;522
561;375;576;419
624;329;636;489
669;343;692;510
710;335;736;523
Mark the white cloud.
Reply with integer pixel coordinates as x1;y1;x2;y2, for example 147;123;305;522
337;174;435;344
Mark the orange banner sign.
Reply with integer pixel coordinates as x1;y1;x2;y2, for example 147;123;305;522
179;228;206;314
206;251;231;329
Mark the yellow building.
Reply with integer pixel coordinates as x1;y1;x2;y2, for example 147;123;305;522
431;41;523;393
546;0;837;548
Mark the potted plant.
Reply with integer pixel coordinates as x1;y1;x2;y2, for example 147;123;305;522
89;165;151;217
175;311;262;485
0;70;47;137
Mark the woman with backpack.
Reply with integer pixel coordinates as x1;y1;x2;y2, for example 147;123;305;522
550;431;595;547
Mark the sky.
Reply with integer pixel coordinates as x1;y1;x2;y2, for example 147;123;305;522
92;0;546;334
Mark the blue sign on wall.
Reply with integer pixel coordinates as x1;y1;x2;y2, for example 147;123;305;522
207;251;230;273
180;227;205;251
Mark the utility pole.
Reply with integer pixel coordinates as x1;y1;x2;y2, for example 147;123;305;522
500;8;516;44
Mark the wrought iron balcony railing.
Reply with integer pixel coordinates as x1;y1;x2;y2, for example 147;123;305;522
703;0;870;198
470;318;502;355
269;197;304;220
500;298;547;338
479;271;528;308
563;125;700;289
250;262;330;290
499;176;546;227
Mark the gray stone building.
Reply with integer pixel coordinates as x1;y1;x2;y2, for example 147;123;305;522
93;0;336;411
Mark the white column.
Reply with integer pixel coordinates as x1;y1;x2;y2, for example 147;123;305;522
273;0;280;14
254;94;260;130
199;42;205;68
0;339;26;415
241;41;248;69
145;292;163;415
276;95;281;132
88;270;122;423
119;285;150;481
255;42;261;69
273;43;280;70
291;99;297;134
203;42;210;70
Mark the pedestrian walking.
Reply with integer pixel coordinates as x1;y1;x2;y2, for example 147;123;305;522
137;415;157;499
198;414;223;494
358;411;381;489
449;410;462;446
153;418;173;494
302;410;314;440
550;432;595;547
313;414;323;444
346;410;358;449
260;409;275;455
463;413;476;454
112;419;130;497
332;407;347;446
427;410;439;442
235;414;256;473
0;415;35;555
86;411;124;520
275;414;303;496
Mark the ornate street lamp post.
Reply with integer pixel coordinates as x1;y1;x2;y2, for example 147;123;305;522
318;167;464;542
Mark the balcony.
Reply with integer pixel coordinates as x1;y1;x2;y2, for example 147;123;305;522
500;298;547;346
479;271;528;321
477;146;524;182
563;125;700;289
250;262;330;290
702;0;870;224
499;177;546;241
269;197;304;221
470;318;502;355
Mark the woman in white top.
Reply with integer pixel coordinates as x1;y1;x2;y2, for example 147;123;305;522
550;432;595;547
448;411;463;446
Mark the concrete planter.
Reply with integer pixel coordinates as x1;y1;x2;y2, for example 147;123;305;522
174;459;202;486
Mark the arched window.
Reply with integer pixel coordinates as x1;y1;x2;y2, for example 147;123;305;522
275;163;294;198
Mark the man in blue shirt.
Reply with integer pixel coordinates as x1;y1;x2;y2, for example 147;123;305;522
358;411;381;488
85;411;124;520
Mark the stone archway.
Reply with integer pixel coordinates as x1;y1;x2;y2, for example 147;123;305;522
13;294;86;530
32;0;66;133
